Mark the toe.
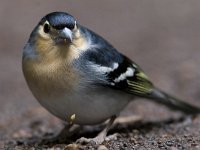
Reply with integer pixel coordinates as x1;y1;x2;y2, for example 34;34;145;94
105;133;119;141
76;137;92;144
76;136;104;145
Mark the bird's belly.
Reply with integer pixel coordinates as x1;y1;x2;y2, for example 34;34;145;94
36;87;133;125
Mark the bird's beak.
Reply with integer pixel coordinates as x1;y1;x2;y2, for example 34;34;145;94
59;27;72;43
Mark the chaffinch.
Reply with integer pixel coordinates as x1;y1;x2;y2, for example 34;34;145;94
22;12;200;144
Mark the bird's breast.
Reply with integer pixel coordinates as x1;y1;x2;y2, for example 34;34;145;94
22;58;78;100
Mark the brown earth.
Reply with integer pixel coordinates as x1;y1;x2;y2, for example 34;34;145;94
1;0;200;149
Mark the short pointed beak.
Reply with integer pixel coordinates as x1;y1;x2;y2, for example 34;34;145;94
59;27;72;42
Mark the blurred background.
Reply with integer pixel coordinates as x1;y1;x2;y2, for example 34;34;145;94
1;0;200;144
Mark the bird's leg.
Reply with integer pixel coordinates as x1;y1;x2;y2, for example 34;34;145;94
55;114;81;141
41;114;81;144
76;115;117;145
54;123;80;141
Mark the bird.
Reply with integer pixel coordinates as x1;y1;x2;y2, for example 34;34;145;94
22;12;200;144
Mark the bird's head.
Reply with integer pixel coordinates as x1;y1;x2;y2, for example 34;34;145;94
38;12;77;44
28;12;87;61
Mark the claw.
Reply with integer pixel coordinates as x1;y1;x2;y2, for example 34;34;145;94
76;136;104;145
76;133;119;145
105;133;119;141
76;116;117;145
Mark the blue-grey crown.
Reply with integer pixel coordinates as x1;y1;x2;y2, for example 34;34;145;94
40;12;76;30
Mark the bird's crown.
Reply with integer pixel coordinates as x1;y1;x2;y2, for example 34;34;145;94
39;12;76;30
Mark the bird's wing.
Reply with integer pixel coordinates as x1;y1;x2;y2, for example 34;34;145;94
79;27;154;96
83;48;154;96
104;56;154;96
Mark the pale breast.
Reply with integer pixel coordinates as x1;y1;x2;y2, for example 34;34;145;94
22;57;79;102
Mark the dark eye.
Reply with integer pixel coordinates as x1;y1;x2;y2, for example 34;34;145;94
67;24;75;30
43;23;50;33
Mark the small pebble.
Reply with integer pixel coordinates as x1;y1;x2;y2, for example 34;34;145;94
166;140;173;146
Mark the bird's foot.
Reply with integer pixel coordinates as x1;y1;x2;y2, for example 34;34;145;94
105;133;119;141
39;124;81;145
77;116;117;145
76;133;119;145
76;137;103;145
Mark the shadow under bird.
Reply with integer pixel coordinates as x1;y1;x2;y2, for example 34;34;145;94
22;12;200;144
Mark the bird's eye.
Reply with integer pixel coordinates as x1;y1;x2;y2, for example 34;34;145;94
43;23;50;33
67;24;75;30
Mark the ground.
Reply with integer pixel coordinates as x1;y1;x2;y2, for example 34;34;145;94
1;1;200;150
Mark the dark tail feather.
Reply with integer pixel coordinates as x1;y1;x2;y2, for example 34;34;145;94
146;88;200;114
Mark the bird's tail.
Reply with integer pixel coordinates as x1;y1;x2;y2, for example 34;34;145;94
146;88;200;114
